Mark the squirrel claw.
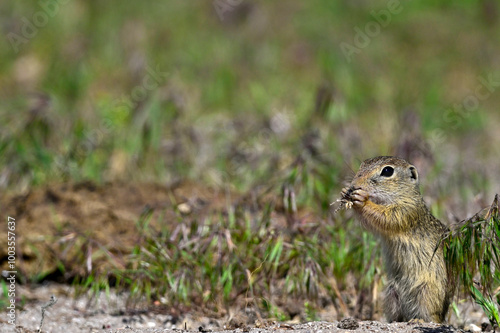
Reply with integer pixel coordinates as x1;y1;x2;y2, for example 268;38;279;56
341;187;351;197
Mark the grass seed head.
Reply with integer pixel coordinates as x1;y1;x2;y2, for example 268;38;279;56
332;186;355;214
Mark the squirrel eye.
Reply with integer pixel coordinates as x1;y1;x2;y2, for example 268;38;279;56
380;166;394;177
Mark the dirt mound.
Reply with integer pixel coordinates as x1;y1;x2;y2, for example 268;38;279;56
0;181;236;279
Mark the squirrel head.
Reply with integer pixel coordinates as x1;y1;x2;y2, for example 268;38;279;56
350;156;421;206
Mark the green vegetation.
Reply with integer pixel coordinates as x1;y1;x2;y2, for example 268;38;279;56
1;0;500;325
444;195;500;328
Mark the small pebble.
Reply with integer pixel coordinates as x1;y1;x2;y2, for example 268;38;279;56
464;323;481;332
338;317;360;330
177;202;192;214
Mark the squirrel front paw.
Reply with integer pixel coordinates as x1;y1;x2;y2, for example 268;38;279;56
350;189;369;208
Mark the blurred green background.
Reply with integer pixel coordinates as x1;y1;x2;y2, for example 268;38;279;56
0;0;499;218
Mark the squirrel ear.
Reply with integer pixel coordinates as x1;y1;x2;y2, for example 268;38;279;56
409;166;418;182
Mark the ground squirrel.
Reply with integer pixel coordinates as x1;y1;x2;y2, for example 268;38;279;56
339;156;452;323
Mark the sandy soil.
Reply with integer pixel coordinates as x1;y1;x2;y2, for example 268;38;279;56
2;285;470;333
1;283;491;333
